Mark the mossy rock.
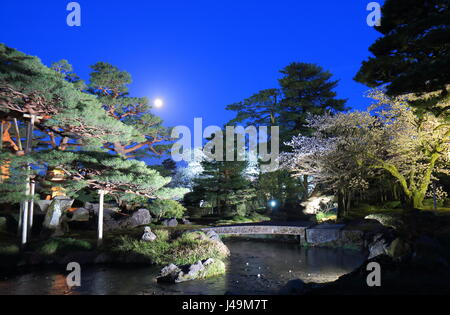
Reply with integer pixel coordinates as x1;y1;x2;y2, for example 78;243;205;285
385;238;411;260
365;213;404;230
157;258;226;283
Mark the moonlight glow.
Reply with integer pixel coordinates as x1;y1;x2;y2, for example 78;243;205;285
154;98;164;108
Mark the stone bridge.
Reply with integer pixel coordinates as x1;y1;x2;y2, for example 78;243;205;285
199;221;367;248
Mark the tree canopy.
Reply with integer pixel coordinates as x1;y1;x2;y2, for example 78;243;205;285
354;0;450;116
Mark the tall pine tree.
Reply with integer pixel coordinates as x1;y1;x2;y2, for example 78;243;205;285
355;0;450;116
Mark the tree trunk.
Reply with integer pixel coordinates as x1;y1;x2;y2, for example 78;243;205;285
337;189;345;219
302;175;309;200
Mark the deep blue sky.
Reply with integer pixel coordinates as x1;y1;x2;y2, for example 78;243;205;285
1;0;381;132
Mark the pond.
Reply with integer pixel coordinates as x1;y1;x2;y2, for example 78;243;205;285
0;240;367;295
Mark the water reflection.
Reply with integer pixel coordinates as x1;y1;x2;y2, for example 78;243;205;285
0;240;366;295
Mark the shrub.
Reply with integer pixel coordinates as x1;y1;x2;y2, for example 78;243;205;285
149;200;186;220
0;244;19;256
113;230;229;266
37;238;93;256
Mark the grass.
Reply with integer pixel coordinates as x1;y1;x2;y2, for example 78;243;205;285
113;230;230;266
316;212;337;223
35;237;93;256
0;244;19;256
347;200;450;221
198;259;226;279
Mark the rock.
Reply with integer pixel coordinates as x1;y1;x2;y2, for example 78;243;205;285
279;279;309;295
157;259;225;284
203;258;215;266
340;230;365;249
367;231;397;259
205;230;221;242
141;227;157;242
96;208;151;232
186;260;205;278
157;264;182;283
42;197;74;236
162;218;178;227
68;208;90;222
85;203;117;218
182;218;192;225
385;238;411;260
125;209;151;227
301;195;336;215
365;213;403;230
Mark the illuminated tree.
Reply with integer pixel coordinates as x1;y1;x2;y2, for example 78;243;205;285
283;90;450;211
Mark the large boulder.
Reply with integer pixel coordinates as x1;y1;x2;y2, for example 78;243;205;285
162;218;178;227
367;230;405;260
42;197;74;236
301;195;336;215
365;213;404;230
67;208;90;222
157;258;225;283
121;209;151;228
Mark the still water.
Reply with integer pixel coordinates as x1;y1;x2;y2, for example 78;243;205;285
0;240;366;295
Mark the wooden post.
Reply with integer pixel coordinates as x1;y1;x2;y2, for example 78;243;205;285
21;181;30;247
28;180;35;232
97;190;105;246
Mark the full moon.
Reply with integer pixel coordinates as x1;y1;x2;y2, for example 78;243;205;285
154;98;164;108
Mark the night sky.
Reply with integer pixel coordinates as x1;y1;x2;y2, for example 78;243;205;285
1;0;381;133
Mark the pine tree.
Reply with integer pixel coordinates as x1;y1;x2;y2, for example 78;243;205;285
354;0;450;116
88;62;171;159
279;62;348;141
226;89;281;127
186;132;257;217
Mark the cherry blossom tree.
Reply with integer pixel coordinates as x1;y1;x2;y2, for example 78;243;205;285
282;89;449;212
